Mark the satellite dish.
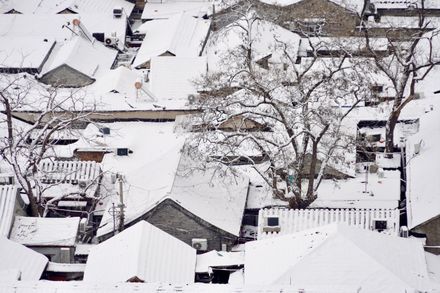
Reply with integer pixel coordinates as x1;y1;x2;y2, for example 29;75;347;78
134;79;142;89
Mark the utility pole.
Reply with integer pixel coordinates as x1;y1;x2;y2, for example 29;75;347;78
112;203;116;236
117;175;125;232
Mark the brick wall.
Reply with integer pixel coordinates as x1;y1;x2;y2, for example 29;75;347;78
143;199;237;251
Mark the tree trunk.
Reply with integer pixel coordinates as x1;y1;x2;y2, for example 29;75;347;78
27;193;40;217
385;110;400;157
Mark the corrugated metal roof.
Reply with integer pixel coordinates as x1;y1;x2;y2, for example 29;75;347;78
0;237;48;281
39;160;100;184
84;221;196;284
258;208;400;239
0;185;19;238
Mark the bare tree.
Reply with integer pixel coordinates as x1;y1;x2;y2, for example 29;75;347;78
0;73;96;216
362;2;440;156
187;9;374;208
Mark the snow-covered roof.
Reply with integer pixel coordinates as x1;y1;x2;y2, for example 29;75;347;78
167;159;249;236
406;99;440;229
245;224;433;291
259;0;365;14
0;282;366;292
56;122;186;237
0;14;129;50
149;56;207;100
0;37;55;70
196;250;244;273
40;36;117;80
132;13;211;68
258;208;400;239
84;220;196;283
205;18;301;72
0;237;48;281
0;0;134;15
9;216;80;246
0;185;19;238
311;170;401;209
92;66;156;100
142;1;212;20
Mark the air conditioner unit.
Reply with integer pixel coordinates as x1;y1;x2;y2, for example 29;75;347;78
192;238;208;251
104;36;119;46
113;6;123;18
59;247;72;263
116;148;129;156
371;219;388;232
262;216;281;233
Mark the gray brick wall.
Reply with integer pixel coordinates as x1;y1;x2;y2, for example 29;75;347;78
143;199;238;251
39;64;94;87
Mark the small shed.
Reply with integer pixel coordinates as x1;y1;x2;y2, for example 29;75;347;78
84;220;196;283
9;216;80;263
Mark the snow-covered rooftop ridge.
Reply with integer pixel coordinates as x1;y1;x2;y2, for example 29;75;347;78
0;37;55;70
258;207;400;239
0;237;48;281
406;97;440;229
84;221;196;283
133;12;211;68
9;216;80;246
245;223;432;291
0;185;19;238
40;35;117;79
0;0;134;14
